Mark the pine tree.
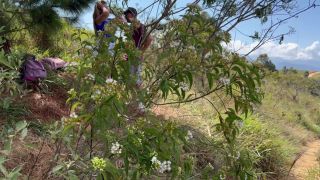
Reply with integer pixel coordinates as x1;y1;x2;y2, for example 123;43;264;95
0;0;95;49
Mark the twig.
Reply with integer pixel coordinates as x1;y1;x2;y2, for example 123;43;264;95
27;140;45;180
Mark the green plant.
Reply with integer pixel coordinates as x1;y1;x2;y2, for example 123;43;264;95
0;121;28;180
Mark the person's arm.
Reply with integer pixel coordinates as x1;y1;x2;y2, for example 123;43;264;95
94;5;109;25
140;35;153;51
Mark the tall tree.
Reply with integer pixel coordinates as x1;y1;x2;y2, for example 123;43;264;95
254;54;276;71
0;0;95;49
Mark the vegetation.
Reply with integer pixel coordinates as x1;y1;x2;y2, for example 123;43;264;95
1;0;320;179
254;54;276;72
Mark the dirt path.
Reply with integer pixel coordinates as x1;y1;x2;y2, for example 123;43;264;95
290;140;320;179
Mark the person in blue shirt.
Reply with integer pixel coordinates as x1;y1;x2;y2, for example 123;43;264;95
93;1;115;51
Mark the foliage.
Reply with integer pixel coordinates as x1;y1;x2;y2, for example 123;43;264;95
0;0;95;49
0;121;28;180
254;54;276;72
1;0;318;179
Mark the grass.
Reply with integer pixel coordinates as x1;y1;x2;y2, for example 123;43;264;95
2;62;320;178
306;166;320;180
152;70;320;178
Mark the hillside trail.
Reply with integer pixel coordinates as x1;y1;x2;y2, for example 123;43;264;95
289;140;320;179
152;106;320;179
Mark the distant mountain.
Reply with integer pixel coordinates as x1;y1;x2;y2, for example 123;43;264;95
273;59;320;71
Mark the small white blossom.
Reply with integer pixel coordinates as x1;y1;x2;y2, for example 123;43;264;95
151;156;171;173
219;77;230;86
111;142;122;154
91;90;102;99
185;130;193;141
151;156;161;167
181;83;189;91
138;102;145;113
236;151;241;160
207;163;214;170
106;78;117;85
220;174;225;180
93;50;98;57
67;88;75;94
70;112;78;118
68;62;79;66
86;73;95;81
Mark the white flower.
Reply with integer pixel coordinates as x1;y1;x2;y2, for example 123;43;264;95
86;73;95;81
159;161;171;173
236;151;241;160
185;130;193;141
207;162;214;170
220;174;225;180
70;112;78;118
67;88;75;94
91;90;102;99
138;102;145;113
106;78;117;85
151;156;161;167
93;50;98;57
181;83;189;91
219;77;230;86
151;156;171;173
111;142;122;154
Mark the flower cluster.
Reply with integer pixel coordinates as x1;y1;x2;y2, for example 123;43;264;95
219;77;230;86
91;157;106;171
159;161;172;173
138;102;146;113
111;142;122;154
93;50;98;57
70;112;78;118
180;83;189;91
185;130;193;141
86;73;95;81
106;78;117;85
151;156;171;173
67;88;75;95
91;89;102;100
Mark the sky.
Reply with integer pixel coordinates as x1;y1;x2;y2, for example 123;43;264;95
78;0;320;70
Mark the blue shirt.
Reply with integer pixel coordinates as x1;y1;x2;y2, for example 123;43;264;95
95;18;113;38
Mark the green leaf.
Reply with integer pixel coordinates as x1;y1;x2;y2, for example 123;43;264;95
207;73;213;89
7;166;22;180
51;164;64;174
0;163;8;177
71;102;82;112
20;128;28;140
15;121;27;132
185;71;193;88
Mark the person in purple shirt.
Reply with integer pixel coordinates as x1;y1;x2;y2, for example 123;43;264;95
124;7;153;86
124;7;153;116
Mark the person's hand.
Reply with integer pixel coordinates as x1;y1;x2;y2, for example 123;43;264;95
118;15;127;23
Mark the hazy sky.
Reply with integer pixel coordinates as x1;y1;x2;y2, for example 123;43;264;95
77;0;320;70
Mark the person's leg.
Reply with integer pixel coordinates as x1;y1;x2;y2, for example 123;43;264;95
128;62;145;118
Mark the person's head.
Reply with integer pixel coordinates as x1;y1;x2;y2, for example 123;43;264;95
124;7;138;23
93;1;107;18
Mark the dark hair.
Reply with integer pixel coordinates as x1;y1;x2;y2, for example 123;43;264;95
124;7;137;17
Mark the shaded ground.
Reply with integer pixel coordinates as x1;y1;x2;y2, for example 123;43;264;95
21;86;69;122
1;85;70;179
